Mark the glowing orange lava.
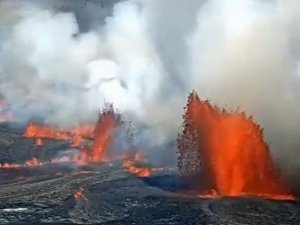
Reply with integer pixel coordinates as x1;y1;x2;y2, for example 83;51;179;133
22;106;122;165
177;91;293;200
73;187;88;201
89;105;121;163
69;135;83;147
23;123;70;140
0;157;42;169
23;123;95;149
35;138;43;146
123;152;151;177
72;125;94;139
24;157;41;167
0;162;21;169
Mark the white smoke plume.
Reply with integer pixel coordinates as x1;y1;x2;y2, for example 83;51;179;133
1;0;300;172
189;0;300;174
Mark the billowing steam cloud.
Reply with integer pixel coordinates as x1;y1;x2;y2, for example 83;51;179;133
189;0;300;174
1;0;300;172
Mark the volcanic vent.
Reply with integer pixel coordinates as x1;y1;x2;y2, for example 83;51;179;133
177;91;293;199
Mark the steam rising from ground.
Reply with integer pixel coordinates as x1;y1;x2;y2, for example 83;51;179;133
1;0;300;172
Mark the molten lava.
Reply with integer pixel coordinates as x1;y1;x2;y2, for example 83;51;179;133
24;157;41;167
35;138;43;146
23;123;95;148
177;91;293;199
0;162;21;169
73;187;88;201
89;105;121;163
23;123;71;140
123;152;151;177
22;106;121;164
72;125;95;139
0;157;42;169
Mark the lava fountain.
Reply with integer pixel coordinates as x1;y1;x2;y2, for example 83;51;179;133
177;91;293;200
88;104;122;163
22;104;122;165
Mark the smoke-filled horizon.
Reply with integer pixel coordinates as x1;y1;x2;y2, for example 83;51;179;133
0;0;300;173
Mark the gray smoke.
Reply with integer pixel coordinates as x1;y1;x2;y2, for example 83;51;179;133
1;0;300;172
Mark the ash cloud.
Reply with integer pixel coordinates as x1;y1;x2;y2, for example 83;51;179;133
1;0;300;172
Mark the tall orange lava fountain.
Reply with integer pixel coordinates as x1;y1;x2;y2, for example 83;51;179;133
22;105;122;165
89;105;122;163
177;91;293;199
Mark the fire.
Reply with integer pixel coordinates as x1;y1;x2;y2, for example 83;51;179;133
177;91;293;199
123;152;151;177
89;105;121;163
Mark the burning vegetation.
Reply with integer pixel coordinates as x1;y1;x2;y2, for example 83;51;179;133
177;91;294;200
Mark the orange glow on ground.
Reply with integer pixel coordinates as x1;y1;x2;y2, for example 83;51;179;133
23;123;95;148
35;138;43;146
0;157;42;169
23;123;70;140
123;152;151;177
73;187;88;201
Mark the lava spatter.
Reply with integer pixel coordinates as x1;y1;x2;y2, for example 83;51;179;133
89;105;122;163
177;91;293;200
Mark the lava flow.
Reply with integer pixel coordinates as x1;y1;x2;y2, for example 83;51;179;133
0;157;42;169
23;123;94;147
177;91;294;200
73;187;88;201
34;138;43;146
123;152;151;177
23;123;73;143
